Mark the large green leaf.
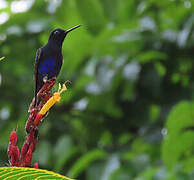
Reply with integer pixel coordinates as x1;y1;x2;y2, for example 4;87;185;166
162;101;194;172
0;167;72;180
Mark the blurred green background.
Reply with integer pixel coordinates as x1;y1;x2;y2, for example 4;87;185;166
1;0;194;179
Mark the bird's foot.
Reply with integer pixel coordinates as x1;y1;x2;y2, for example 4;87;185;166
43;76;48;83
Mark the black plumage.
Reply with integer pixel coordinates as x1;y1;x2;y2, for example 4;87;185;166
34;25;81;105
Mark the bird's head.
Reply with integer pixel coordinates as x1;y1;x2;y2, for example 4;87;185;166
48;25;81;46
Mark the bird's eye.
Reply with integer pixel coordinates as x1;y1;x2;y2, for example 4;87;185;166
54;30;59;35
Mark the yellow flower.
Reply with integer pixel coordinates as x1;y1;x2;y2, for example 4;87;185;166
33;81;69;126
39;82;68;115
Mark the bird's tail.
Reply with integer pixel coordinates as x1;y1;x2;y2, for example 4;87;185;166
34;80;43;107
34;78;38;107
28;79;42;112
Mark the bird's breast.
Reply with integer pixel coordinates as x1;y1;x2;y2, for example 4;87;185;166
39;59;56;78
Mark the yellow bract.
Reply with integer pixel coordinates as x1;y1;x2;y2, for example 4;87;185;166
39;83;68;115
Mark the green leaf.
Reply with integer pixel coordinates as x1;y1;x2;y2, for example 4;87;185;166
68;149;107;178
54;135;79;172
149;104;160;122
137;51;167;64
0;167;72;180
135;167;158;180
33;141;52;167
155;62;166;76
162;101;194;172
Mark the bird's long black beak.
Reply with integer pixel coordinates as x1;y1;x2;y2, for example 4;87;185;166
66;24;82;34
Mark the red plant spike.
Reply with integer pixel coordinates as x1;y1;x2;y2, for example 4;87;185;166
8;130;20;166
33;162;39;169
7;78;58;168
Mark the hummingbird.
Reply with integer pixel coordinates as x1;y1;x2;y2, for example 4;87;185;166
34;25;81;106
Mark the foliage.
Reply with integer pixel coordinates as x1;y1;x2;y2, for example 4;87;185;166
0;0;194;179
162;101;194;173
0;167;72;180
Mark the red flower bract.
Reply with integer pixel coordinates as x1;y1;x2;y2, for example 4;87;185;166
7;78;57;168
